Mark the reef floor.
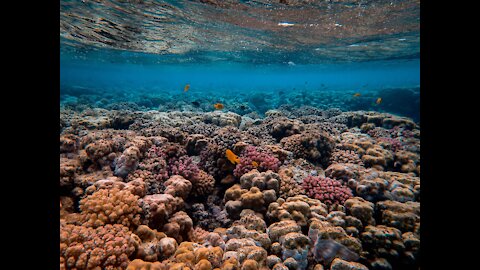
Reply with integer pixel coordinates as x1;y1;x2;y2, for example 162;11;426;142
60;105;420;270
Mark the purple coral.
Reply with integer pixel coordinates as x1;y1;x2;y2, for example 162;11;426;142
168;155;200;180
144;144;199;180
302;176;353;206
233;146;281;178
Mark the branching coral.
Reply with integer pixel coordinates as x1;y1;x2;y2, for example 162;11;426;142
168;155;200;181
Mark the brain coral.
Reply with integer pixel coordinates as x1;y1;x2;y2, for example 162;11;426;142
60;222;137;270
302;176;353;207
79;188;142;229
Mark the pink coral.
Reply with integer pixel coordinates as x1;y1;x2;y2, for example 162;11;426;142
168;155;200;180
233;146;281;178
302;176;353;207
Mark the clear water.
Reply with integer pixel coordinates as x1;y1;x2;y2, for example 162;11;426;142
60;0;420;120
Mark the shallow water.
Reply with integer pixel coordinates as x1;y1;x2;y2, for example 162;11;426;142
60;0;420;119
60;1;420;270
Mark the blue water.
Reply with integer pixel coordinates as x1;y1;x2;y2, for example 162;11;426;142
61;51;419;93
60;0;420;121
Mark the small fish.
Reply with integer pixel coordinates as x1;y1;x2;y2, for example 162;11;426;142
225;149;240;165
252;161;259;168
214;103;224;110
353;93;361;97
239;105;247;110
191;101;200;107
184;84;190;92
376;97;383;104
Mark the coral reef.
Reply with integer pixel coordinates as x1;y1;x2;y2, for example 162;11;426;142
60;104;420;270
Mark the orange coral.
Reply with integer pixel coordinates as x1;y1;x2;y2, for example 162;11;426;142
195;259;213;270
127;259;164;270
79;188;142;229
60;222;136;269
241;259;258;270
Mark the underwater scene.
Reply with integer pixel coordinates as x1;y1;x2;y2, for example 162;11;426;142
60;1;420;270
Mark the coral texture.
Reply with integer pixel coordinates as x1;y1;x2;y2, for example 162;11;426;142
60;222;137;269
302;176;353;207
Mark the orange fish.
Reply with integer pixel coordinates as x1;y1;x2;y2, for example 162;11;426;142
225;149;240;164
214;103;224;110
376;97;382;105
252;161;259;168
353;93;361;97
184;84;190;92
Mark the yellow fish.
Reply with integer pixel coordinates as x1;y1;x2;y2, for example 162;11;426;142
225;149;240;164
353;93;361;97
252;161;259;168
184;84;190;92
376;97;382;105
214;103;225;110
